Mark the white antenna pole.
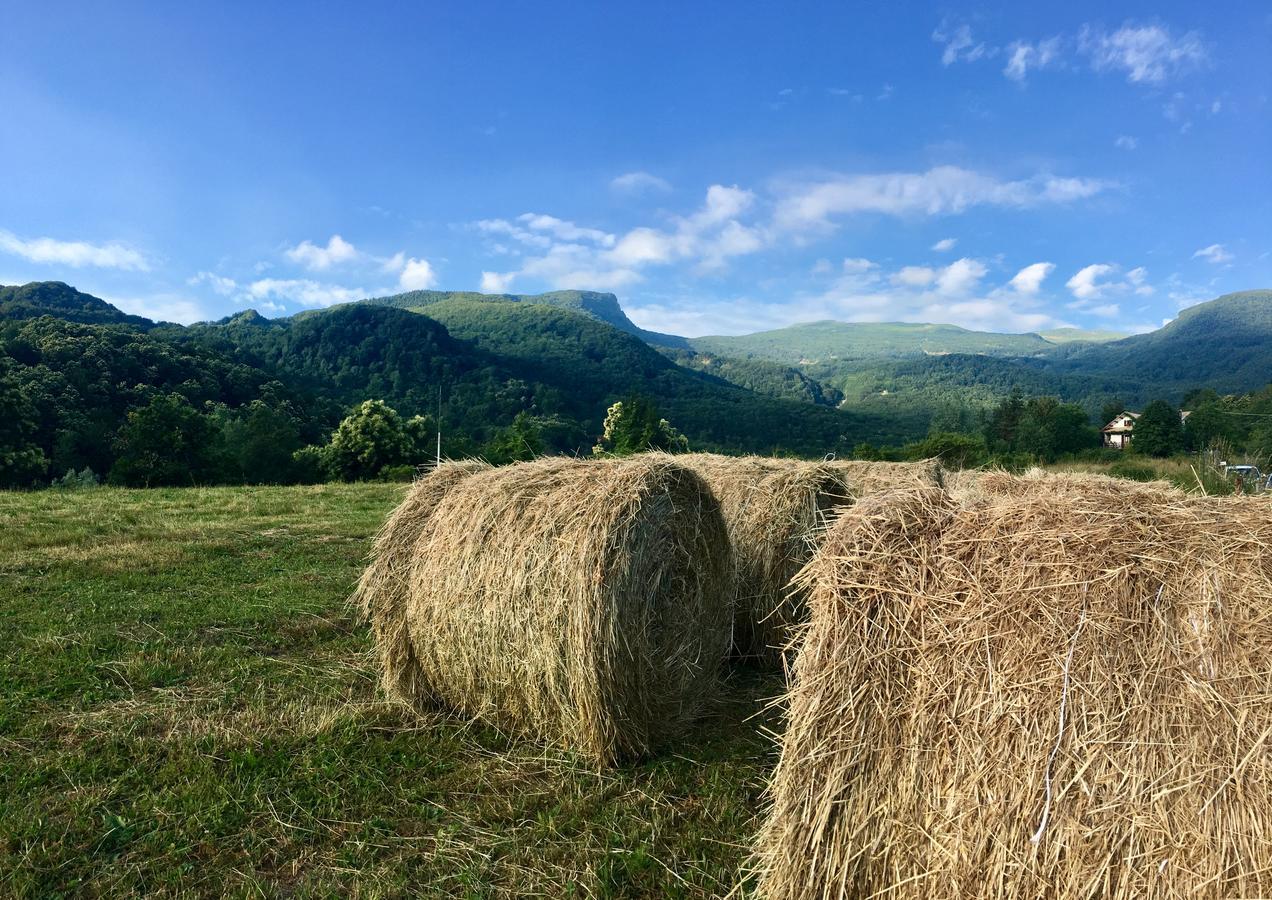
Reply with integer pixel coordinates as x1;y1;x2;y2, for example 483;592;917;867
436;383;442;465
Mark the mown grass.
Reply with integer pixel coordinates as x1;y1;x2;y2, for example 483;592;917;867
0;484;778;898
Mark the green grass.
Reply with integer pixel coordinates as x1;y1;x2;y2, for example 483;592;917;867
0;484;778;898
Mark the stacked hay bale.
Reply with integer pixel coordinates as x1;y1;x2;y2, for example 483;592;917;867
676;454;855;665
758;476;1272;899
353;459;491;704
390;455;732;765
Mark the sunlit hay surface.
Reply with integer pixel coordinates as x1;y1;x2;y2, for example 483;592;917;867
947;465;1185;504
673;453;854;667
824;458;946;496
351;459;490;706
402;455;733;766
758;477;1272;900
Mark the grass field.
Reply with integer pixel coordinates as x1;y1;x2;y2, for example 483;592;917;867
0;484;777;898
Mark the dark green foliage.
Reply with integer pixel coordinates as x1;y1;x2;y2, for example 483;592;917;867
0;358;46;487
659;348;843;406
902;431;987;469
482;412;585;464
211;392;306;484
980;392;1097;462
1133;400;1184;457
0;281;154;327
109;394;216;487
314;400;433;482
592;396;688;456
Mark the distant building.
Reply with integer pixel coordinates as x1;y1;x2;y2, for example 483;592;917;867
1101;409;1191;449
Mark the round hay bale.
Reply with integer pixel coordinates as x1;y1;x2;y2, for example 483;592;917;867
403;455;732;765
352;459;491;705
824;457;946;495
757;479;1272;899
675;453;854;666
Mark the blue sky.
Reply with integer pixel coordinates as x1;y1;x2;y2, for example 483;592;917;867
1;2;1268;335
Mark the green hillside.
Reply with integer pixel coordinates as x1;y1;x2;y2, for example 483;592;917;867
1044;291;1272;394
1037;327;1128;344
366;288;688;348
413;298;893;452
0;281;154;328
690;320;1052;364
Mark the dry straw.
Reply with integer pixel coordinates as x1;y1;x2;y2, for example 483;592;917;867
353;459;491;704
758;475;1272;899
397;455;732;765
674;453;854;665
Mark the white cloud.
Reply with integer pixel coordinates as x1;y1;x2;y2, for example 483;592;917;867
517;213;615;247
1079;23;1206;84
1008;262;1055;295
1193;243;1233;264
1066;263;1116;300
480;271;516;293
628;253;1077;336
285;234;359;270
188;271;238;296
1125;266;1154;295
931;237;958;252
773;166;1109;232
933;24;987;66
1114;135;1138;150
610;171;672;194
0;229;149;271
1088;303;1121;317
1003;37;1062;82
107;293;208;324
474;184;767;291
935;257;988;295
398;258;437;290
892;266;938;288
245;278;364;309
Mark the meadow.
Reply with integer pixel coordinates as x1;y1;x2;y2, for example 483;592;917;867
0;484;777;898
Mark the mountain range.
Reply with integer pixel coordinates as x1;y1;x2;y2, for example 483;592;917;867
3;279;1271;476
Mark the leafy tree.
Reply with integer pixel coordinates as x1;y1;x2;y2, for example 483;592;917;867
109;394;215;486
1182;400;1234;450
984;387;1025;451
483;412;548;464
903;431;987;470
1132;400;1183;457
0;360;47;486
592;396;688;456
214;397;306;484
322;400;429;481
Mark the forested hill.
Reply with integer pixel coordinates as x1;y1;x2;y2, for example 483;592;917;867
1042;291;1272;393
690;320;1056;364
0;282;908;486
0;281;154;328
363;288;689;348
